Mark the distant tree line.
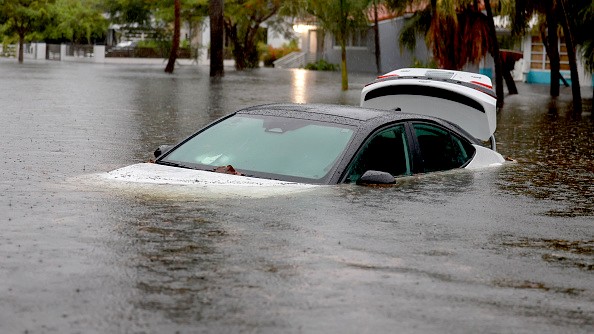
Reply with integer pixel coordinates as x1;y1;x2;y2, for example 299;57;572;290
1;0;592;111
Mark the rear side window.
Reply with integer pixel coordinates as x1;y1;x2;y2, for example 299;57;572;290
345;124;411;183
413;123;475;173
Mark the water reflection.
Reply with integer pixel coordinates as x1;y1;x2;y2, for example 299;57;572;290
115;199;228;322
496;92;593;217
337;169;478;206
291;69;307;103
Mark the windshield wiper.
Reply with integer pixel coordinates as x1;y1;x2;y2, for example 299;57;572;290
157;160;188;168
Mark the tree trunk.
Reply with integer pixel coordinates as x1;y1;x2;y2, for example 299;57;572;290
18;34;25;64
165;0;181;73
341;42;348;91
225;23;259;70
340;0;348;90
501;51;519;94
239;26;260;69
373;0;381;74
502;68;518;94
484;0;504;107
546;4;560;97
232;42;248;70
209;0;224;77
563;36;582;114
559;1;582;114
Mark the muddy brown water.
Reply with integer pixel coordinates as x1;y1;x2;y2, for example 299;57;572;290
1;60;593;333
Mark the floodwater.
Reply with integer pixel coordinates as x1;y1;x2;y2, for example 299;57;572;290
1;60;592;333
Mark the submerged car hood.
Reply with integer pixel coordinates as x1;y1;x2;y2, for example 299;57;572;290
93;163;318;198
104;163;315;186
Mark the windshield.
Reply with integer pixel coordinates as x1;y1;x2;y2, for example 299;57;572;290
159;115;355;183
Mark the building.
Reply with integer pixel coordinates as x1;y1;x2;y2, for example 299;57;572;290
291;6;593;87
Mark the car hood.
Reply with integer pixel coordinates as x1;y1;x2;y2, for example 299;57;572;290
94;163;318;198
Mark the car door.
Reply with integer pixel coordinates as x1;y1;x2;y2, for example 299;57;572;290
343;123;413;183
411;122;475;173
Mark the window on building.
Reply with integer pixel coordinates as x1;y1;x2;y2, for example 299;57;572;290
530;35;570;71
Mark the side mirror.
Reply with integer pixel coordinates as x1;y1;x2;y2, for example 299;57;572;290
357;170;395;185
154;145;172;158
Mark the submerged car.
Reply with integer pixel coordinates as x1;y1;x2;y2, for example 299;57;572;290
106;68;505;186
107;103;504;186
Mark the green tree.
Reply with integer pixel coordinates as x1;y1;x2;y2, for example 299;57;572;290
157;0;207;73
223;0;295;70
45;0;108;44
0;0;52;63
103;0;153;26
304;0;371;90
103;0;206;72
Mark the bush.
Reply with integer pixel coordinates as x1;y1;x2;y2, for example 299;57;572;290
304;59;337;71
131;39;193;58
260;41;300;67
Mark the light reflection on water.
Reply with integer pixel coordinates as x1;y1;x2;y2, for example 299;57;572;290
1;61;593;333
291;69;307;103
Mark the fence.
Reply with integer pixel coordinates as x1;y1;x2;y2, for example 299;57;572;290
47;44;61;60
65;44;94;58
105;46;195;59
2;43;198;64
0;44;16;57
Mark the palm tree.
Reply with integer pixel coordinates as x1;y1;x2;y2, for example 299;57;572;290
575;1;593;101
390;0;506;106
483;0;504;107
305;0;372;90
513;0;591;113
558;0;582;114
576;2;593;73
512;0;562;98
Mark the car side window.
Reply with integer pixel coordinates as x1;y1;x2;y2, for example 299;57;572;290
412;123;474;173
345;125;411;183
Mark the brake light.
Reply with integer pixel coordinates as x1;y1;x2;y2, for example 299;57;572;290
377;74;399;79
470;80;492;89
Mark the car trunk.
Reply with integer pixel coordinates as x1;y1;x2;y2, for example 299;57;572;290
360;68;497;142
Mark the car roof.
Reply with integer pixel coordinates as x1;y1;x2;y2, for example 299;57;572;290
237;103;438;125
236;103;480;144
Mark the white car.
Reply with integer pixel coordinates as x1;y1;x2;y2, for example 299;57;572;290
361;67;500;149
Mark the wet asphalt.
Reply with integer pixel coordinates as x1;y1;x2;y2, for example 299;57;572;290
1;59;593;333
